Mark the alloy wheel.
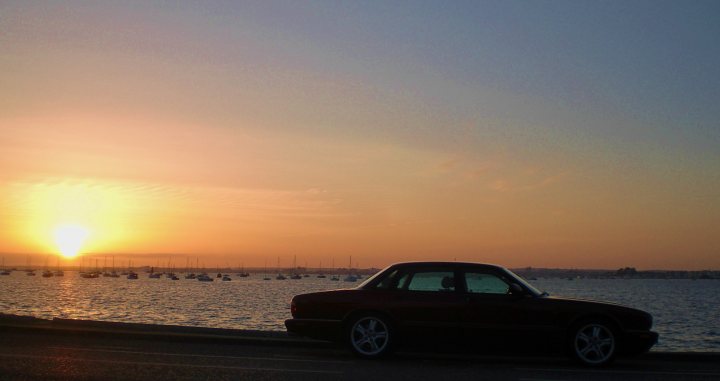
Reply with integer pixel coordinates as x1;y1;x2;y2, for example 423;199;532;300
573;323;616;366
350;316;390;357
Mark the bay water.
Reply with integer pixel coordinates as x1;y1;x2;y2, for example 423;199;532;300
1;272;717;352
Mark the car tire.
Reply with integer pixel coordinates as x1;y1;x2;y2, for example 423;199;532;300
348;314;393;358
569;319;618;367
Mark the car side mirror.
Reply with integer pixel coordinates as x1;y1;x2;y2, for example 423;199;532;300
509;283;525;296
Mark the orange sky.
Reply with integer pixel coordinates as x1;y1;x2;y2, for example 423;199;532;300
1;2;718;270
2;115;717;270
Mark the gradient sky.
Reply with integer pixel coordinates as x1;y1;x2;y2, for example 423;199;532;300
1;1;718;270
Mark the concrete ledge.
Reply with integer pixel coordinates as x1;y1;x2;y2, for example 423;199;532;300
0;313;326;347
1;313;718;361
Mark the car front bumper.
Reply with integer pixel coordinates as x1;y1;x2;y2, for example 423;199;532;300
623;330;659;354
285;318;343;341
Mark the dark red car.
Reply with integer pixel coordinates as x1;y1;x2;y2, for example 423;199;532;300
285;262;658;366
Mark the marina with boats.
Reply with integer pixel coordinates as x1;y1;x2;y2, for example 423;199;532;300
0;255;372;284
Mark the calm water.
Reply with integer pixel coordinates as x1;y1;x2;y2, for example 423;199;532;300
1;272;718;352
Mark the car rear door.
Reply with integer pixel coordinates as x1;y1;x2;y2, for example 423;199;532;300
383;266;465;347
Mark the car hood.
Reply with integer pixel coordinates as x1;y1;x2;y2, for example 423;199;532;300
541;295;652;325
543;295;627;308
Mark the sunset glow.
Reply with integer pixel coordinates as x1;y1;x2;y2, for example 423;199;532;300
1;2;718;270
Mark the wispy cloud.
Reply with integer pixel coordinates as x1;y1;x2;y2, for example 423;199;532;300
427;156;567;193
488;172;568;193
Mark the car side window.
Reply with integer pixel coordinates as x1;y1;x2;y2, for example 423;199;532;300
395;273;411;290
464;272;510;294
405;271;455;292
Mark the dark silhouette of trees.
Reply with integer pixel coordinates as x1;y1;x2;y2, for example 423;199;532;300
616;267;638;277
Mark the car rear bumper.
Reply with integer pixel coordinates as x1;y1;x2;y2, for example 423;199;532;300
623;330;659;354
285;318;343;341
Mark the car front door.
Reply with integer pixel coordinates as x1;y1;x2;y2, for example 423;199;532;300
460;269;545;353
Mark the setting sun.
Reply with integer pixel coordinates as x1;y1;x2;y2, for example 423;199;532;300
53;224;89;258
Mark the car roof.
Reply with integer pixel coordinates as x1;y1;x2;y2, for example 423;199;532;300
387;261;506;270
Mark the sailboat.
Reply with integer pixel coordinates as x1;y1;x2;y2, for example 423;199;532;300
26;256;36;276
262;259;271;280
53;257;64;276
108;256;118;277
149;266;162;278
170;265;180;280
329;258;339;281
166;258;177;279
102;256;111;277
41;256;54;277
343;256;357;282
275;257;286;280
126;261;138;279
42;257;53;278
79;258;98;278
317;260;326;278
1;258;10;275
290;255;302;279
185;258;197;279
196;260;213;281
237;262;249;277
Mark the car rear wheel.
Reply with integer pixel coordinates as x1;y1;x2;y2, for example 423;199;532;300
348;315;392;358
570;320;617;366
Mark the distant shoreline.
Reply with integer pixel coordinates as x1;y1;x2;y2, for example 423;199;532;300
512;267;720;280
1;265;718;280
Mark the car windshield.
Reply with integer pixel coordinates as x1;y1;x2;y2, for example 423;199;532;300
357;268;387;288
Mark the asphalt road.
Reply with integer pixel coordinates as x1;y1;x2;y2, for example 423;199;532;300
0;328;718;381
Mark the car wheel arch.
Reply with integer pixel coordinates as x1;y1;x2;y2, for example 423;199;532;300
343;309;397;329
567;313;624;336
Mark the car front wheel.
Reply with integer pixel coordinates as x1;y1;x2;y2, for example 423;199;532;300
570;320;617;366
348;315;392;358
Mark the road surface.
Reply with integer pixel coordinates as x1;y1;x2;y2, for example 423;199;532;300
0;321;718;380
